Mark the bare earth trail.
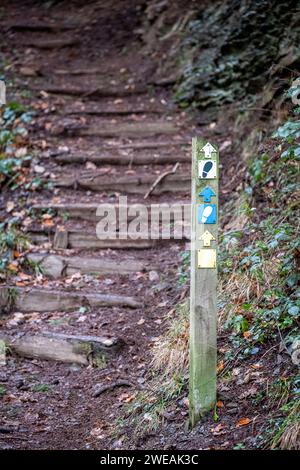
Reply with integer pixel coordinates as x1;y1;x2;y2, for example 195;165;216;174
0;0;197;450
0;1;237;450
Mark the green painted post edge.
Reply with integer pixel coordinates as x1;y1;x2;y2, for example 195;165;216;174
189;137;218;427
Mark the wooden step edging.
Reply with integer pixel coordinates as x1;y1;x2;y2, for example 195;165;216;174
0;331;122;367
9;22;82;32
31;84;147;98
53;172;190;194
54;152;190;165
32;202;191;223
64;106;163;116
73;121;179;138
26;252;153;278
0;286;141;312
27;230;165;249
22;38;80;49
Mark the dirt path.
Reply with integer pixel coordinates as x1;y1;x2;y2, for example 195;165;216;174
0;0;200;449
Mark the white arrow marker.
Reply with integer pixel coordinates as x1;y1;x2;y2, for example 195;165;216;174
201;142;216;159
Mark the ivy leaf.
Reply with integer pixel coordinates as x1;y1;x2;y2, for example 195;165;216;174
288;306;299;316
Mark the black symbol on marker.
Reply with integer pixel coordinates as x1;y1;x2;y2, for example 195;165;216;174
202;161;213;178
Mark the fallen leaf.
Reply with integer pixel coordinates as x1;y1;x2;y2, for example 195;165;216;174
18;272;32;280
6;201;15;213
236;417;251;427
250;363;262;369
52;197;62;204
210;423;227;435
42;213;52;220
216;400;224;408
118;392;131;402
123;393;137;403
217;360;224;373
90;427;106;439
7;263;18;272
42;218;54;227
240;386;258;399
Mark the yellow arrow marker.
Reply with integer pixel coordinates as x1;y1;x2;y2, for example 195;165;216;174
199;230;215;247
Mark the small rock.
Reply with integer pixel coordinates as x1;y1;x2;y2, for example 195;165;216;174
7;312;25;328
38;255;65;279
57;145;69;154
76;315;87;323
15;378;25;389
34;164;45;174
220;140;232;151
149;270;159;282
15;147;28;158
85;161;97;170
153;281;170;293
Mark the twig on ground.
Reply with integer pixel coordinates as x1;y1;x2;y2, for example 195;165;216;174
144;162;179;199
92;380;133;397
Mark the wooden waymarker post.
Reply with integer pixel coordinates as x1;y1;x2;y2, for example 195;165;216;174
189;138;218;427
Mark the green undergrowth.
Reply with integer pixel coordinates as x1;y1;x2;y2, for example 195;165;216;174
118;80;300;449
174;0;300;118
0;100;39;279
217;82;300;448
0;101;33;189
0;225;29;275
220;82;299;354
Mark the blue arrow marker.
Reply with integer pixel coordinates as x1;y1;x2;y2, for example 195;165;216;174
198;186;216;203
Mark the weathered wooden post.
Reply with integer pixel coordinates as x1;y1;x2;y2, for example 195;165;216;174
189;138;218;427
